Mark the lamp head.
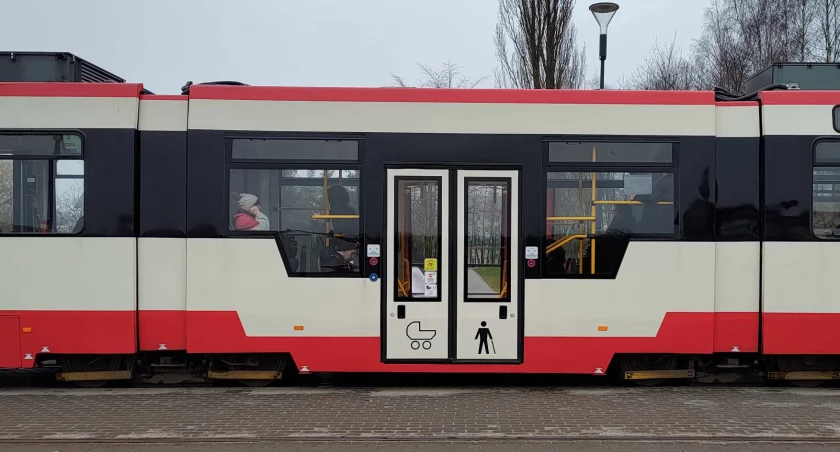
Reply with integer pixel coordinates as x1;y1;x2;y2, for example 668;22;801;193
589;2;619;34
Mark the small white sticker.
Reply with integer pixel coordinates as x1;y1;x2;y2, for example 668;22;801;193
425;271;437;284
424;284;438;297
367;244;381;258
525;246;539;259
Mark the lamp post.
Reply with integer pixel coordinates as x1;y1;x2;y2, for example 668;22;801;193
589;2;619;90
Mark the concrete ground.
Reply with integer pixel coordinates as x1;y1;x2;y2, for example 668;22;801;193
2;385;840;449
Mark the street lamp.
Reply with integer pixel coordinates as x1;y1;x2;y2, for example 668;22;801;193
589;2;619;90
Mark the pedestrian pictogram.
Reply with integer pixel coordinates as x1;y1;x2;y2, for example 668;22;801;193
475;321;495;354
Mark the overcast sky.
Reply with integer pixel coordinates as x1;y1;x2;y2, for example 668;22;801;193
2;0;709;94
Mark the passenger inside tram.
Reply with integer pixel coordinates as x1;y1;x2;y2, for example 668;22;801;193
232;192;270;231
326;185;359;241
319;237;359;272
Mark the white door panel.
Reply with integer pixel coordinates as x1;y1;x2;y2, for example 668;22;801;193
383;168;521;363
384;169;450;360
455;170;519;361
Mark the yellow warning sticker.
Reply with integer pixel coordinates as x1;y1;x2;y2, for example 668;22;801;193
424;258;438;272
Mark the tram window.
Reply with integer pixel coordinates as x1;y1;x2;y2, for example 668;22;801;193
813;142;840;239
395;178;442;301
232;139;358;161
548;142;673;164
229;168;362;275
0;134;81;157
0;133;84;235
544;171;675;277
465;179;511;301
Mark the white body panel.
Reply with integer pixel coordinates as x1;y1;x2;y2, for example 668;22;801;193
714;242;760;313
138;99;189;131
763;242;840;314
762;105;838;136
0;96;139;129
384;169;450;359
455;170;519;360
0;238;136;311
189;99;715;136
186;238;379;337
138;238;186;311
525;242;716;337
715;105;760;138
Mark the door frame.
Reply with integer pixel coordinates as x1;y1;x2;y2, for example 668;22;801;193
379;163;525;364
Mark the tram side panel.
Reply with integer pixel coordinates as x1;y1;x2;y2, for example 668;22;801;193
0;83;142;368
184;94;380;370
526;99;720;373
711;103;761;354
760;91;840;357
137;96;188;352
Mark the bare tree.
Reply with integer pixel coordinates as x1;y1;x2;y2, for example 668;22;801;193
812;0;840;61
391;61;488;88
625;0;835;93
55;179;83;233
0;160;12;232
493;0;587;89
620;34;701;91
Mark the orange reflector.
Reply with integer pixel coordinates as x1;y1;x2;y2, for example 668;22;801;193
294;325;304;331
597;325;608;331
21;327;32;333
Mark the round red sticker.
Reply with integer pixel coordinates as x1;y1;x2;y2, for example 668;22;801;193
527;259;536;268
369;257;379;266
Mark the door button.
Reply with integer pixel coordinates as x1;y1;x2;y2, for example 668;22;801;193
397;305;406;319
499;305;507;319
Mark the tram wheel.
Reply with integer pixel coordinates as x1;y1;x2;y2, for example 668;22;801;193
58;355;122;388
619;354;678;387
228;354;286;387
777;355;838;388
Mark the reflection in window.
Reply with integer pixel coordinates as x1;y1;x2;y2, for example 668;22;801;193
466;180;510;300
232;139;359;161
0;159;84;234
395;179;441;300
545;171;675;276
228;168;361;275
548;141;673;164
813;167;840;239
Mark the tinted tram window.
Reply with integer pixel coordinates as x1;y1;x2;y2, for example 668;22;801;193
395;178;442;301
0;134;84;234
548;142;673;164
229;168;361;275
465;179;511;301
544;171;675;277
232;139;358;161
813;142;840;239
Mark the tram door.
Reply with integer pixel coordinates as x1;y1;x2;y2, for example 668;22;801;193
384;169;520;363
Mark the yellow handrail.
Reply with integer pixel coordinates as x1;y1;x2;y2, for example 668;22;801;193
312;214;360;219
592;200;673;205
499;260;509;298
546;234;588;255
547;216;596;221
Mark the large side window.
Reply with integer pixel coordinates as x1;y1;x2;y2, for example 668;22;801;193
813;141;840;239
227;138;362;276
544;141;676;278
0;133;84;234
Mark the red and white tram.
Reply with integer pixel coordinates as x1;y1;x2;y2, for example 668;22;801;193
1;57;840;387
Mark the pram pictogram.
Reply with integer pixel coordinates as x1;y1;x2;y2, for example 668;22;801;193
405;321;436;350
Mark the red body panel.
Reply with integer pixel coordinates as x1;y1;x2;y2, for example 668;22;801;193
0;316;22;368
138;310;187;351
714;312;759;353
762;313;840;355
0;311;135;368
0;309;773;372
189;85;714;105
